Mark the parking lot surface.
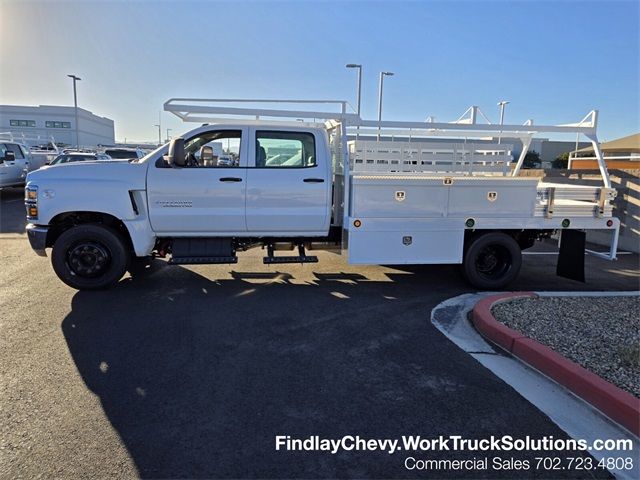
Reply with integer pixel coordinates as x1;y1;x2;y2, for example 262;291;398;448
1;186;638;478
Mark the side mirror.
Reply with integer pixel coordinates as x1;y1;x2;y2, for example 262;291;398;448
167;137;186;167
4;151;15;162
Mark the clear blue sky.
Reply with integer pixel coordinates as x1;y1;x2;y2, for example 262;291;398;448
1;0;638;142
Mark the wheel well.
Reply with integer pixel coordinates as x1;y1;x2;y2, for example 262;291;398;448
47;211;134;251
464;229;553;251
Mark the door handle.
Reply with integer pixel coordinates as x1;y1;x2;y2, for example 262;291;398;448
303;178;325;183
219;177;243;182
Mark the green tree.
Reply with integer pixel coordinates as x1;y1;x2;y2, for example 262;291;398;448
522;150;541;169
552;152;570;169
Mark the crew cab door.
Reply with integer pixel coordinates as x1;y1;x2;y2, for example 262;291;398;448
146;128;248;234
245;128;331;235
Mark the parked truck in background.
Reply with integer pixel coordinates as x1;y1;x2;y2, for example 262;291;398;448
24;99;619;290
1;142;30;188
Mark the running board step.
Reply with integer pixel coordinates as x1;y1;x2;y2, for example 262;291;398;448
263;243;318;264
169;256;238;265
263;255;318;264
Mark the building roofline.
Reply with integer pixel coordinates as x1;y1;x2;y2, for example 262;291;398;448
0;104;112;121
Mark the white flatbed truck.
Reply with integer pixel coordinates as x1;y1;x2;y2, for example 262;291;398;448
25;98;619;290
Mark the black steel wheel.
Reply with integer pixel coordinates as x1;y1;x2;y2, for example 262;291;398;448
463;232;522;289
52;224;130;290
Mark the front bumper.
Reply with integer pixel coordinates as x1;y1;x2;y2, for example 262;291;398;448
26;224;48;257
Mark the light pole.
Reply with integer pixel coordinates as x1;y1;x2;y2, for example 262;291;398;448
166;128;172;143
67;74;81;148
345;64;362;116
377;71;394;140
153;124;161;146
497;100;509;144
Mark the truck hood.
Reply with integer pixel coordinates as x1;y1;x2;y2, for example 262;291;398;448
27;160;148;190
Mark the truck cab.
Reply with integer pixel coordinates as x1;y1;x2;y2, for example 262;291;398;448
24;123;336;290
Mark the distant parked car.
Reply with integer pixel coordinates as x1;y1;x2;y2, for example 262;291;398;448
0;142;30;188
49;152;111;165
103;148;145;160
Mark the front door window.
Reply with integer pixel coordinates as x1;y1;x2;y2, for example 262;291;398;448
183;131;242;168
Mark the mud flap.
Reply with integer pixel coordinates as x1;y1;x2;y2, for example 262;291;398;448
556;229;585;282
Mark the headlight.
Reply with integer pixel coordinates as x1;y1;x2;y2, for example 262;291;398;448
25;185;38;219
26;186;38;201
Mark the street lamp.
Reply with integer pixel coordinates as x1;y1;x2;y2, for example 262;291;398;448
67;74;81;148
153;124;161;146
166;128;172;143
345;64;362;116
497;100;510;144
377;71;394;140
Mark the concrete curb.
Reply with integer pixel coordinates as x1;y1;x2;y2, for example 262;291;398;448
472;292;640;437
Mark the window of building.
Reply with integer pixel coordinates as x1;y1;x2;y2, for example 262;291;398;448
255;131;316;168
10;120;36;127
45;121;71;128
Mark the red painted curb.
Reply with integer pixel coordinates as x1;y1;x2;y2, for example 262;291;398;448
472;293;640;437
472;292;536;351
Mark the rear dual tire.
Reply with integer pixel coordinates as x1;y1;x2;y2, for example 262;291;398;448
52;224;130;290
462;232;522;290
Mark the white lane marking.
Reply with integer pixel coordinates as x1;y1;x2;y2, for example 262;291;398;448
431;294;639;480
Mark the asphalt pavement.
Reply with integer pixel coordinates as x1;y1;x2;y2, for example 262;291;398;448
1;186;638;479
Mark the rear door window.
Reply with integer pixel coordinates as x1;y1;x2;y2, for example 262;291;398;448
255;131;316;168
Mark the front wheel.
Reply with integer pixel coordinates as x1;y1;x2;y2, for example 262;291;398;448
51;224;130;290
462;232;522;290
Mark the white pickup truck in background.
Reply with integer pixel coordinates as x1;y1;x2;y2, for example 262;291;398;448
24;99;619;290
1;142;30;188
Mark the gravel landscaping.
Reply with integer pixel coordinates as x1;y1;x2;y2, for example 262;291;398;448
492;296;640;397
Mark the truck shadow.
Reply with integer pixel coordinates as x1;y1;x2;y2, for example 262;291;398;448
59;259;618;478
60;262;476;478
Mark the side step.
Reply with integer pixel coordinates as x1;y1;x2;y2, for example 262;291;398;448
169;256;238;265
263;244;318;264
170;238;237;265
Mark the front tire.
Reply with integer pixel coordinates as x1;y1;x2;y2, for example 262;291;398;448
462;232;522;290
52;224;130;290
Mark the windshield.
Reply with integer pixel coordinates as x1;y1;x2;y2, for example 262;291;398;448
105;150;137;159
137;143;166;163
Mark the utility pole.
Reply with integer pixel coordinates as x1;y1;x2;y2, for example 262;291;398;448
377;71;394;140
67;74;81;148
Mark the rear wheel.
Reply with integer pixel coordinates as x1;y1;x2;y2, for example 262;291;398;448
462;232;522;290
52;224;130;290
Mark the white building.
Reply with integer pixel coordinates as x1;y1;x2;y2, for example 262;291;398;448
0;105;115;147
